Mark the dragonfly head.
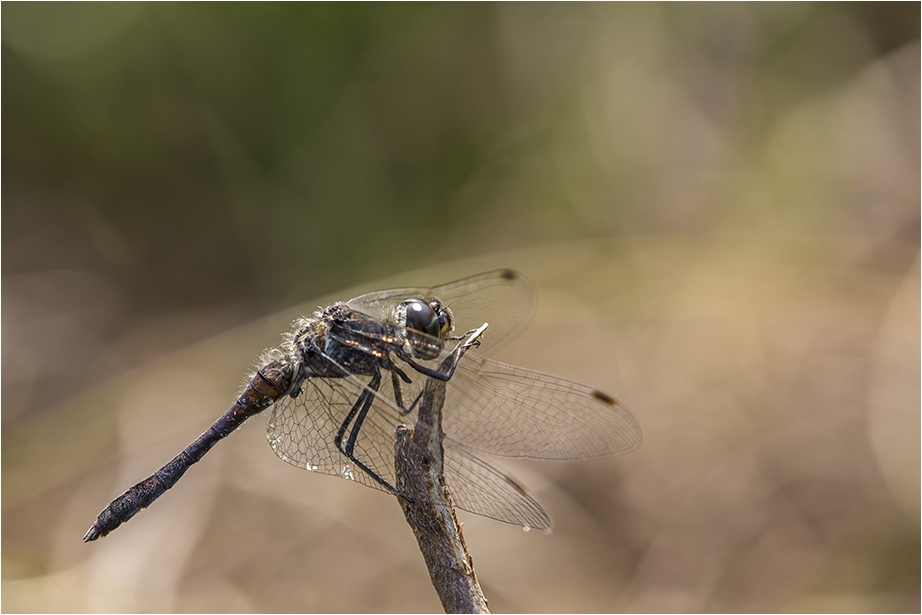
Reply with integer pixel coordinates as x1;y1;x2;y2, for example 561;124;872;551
400;298;453;360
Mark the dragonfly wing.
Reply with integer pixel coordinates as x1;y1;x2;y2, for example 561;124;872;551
444;439;552;530
442;353;642;459
346;269;535;356
266;367;405;494
265;349;558;530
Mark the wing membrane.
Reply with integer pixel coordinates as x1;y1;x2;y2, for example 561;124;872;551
268;269;639;529
444;440;551;530
346;269;535;356
442;354;642;459
266;346;556;529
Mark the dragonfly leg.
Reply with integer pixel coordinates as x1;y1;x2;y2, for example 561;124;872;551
333;371;401;495
391;380;425;418
401;355;457;381
401;345;466;381
404;388;425;415
445;326;481;341
390;371;409;415
332;379;366;452
400;322;487;381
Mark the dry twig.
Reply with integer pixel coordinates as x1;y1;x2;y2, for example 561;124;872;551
394;326;490;614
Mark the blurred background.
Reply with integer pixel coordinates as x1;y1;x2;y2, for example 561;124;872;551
3;3;919;612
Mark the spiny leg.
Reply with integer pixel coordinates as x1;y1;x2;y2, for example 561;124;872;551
333;379;367;450
390;368;427;418
333;371;400;495
391;371;408;415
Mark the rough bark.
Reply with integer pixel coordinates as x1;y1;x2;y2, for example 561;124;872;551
395;328;490;614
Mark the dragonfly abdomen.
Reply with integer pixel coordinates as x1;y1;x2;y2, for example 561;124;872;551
83;358;297;542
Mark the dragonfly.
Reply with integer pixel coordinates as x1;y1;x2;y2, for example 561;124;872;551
84;269;641;541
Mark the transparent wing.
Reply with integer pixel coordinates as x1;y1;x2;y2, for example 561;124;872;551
346;269;535;356
444;439;552;530
267;375;396;492
265;352;554;529
267;268;638;527
443;353;642;459
344;269;640;458
354;343;641;460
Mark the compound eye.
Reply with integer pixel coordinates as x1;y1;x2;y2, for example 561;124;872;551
404;300;440;337
436;307;452;337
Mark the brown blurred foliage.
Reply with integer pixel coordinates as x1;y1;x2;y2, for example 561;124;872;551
3;4;918;612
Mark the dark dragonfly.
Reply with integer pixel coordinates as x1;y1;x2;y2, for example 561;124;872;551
84;269;641;541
